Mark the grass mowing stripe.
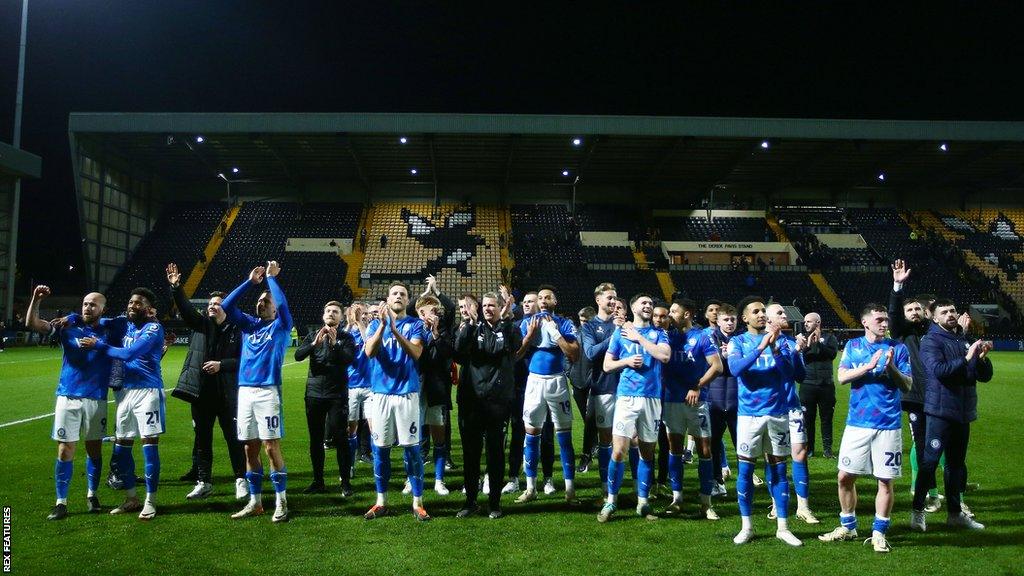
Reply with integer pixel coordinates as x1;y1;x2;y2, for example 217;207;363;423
0;346;1022;576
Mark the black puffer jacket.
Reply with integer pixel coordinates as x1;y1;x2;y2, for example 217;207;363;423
454;318;523;406
888;288;929;407
170;284;241;403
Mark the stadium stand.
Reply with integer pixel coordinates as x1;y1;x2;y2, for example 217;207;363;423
360;202;502;301
195;201;363;328
670;268;845;328
650;215;775;242
104;201;228;318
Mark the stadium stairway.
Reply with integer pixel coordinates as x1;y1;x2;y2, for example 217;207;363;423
655;271;676;303
499;207;515;284
808;272;857;328
182;203;243;298
914;210;964;242
341;204;372;298
766;213;789;242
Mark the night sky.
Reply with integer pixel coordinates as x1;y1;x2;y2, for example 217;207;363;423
1;2;1022;294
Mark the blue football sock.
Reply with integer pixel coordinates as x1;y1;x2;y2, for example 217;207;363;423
770;461;789;519
113;444;136;490
270;467;288;494
669;453;683;491
698;457;714;496
246;469;264;495
556;431;575;482
763;460;773;487
737;460;754;517
433;443;447;482
372;444;391;494
86;456;100;494
348;434;359;470
55;459;72;501
404;445;424;497
598;444;612;486
628;446;639;480
524;433;540;479
608;458;625;496
637;458;652;498
142;444;160;495
872;515;891;535
792;458;809;499
841;513;858;531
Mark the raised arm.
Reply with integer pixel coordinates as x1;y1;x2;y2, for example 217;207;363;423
221;268;262;331
25;285;53;334
168;263;205;331
265;262;292;331
889;259;911;337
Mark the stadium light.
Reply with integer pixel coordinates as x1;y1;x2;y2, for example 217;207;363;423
400;136;408;144
562;169;570;177
410;168;418;175
760;140;770;149
195;135;205;143
939;143;948;152
232;167;239;174
877;172;886;181
572;137;582;147
68;265;74;271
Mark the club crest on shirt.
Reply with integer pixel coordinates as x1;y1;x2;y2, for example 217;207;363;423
930;439;942;450
56;427;66;439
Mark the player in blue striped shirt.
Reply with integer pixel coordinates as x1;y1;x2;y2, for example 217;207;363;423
514;285;581;504
221;262;293;523
765;303;819;525
597;294;670;522
362;282;431;521
659;299;722;519
820;304;912;553
726;297;804;546
83;287;166;520
26;286;116;520
344;302;372;482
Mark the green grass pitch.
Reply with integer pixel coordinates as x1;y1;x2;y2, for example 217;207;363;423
1;346;1022;575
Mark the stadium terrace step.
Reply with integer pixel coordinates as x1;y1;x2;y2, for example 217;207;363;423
766;214;789;243
183;203;242;298
655;271;676;303
808;272;857;328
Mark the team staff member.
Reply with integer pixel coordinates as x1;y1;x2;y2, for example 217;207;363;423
911;299;992;532
798;312;839;458
295;301;356;496
166;263;247;502
454;291;521;519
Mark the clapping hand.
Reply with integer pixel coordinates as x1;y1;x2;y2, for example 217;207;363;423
957;312;972;332
266;261;281;278
249;266;266;284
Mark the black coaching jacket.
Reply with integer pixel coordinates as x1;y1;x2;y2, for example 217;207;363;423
170;284;242;403
453;318;523;407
